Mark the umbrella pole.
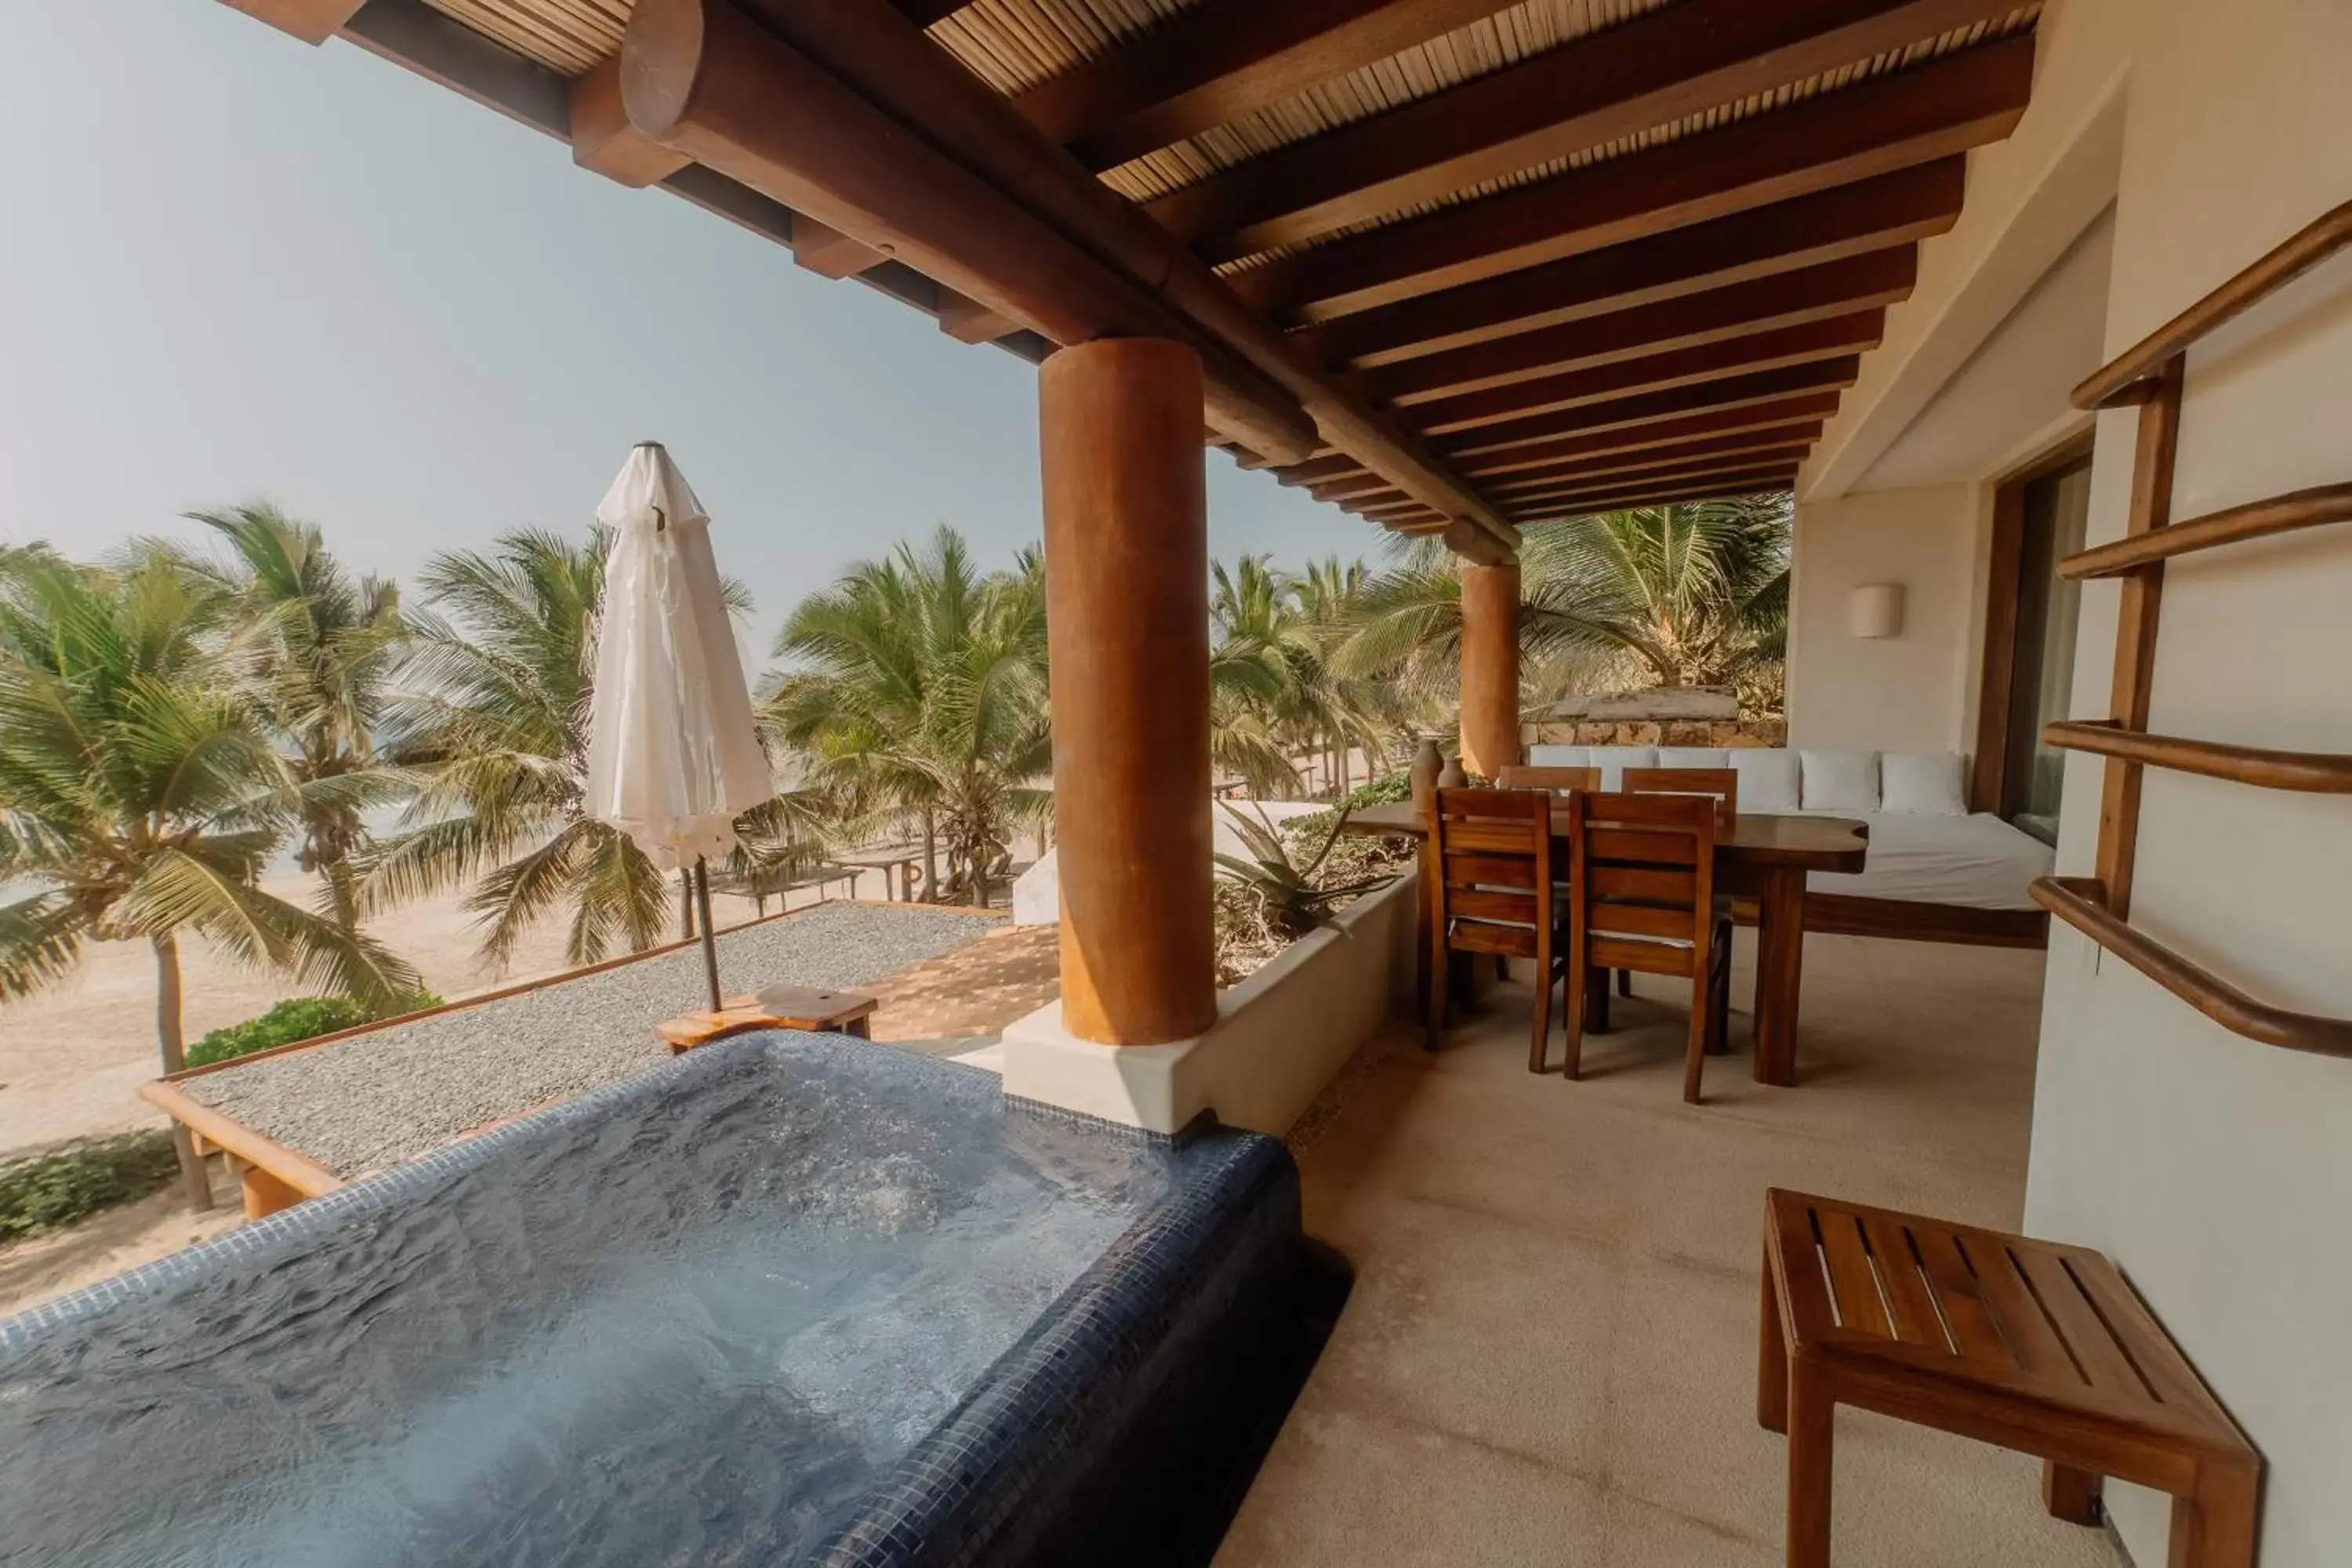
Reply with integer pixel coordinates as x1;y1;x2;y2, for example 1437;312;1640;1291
694;857;722;1011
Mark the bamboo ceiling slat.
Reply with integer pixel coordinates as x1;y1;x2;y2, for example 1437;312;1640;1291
423;0;630;75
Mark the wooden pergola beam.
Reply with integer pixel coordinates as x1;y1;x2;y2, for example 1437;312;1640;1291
1159;0;2024;264
1508;466;1802;517
1014;0;1515;172
1433;359;1862;458
1412;315;1879;437
1454;394;1846;477
1367;248;1917;404
571;56;694;187
1222;34;2035;319
220;0;364;45
1480;424;1827;493
1290;160;1964;370
1493;445;1818;504
624;0;1326;464
713;0;1520;561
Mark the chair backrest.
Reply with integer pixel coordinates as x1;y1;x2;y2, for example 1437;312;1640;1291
1428;786;1555;960
1621;766;1739;830
1494;764;1601;794
1565;790;1718;978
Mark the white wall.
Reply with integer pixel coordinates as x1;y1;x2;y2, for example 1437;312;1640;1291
1790;3;2352;1560
2019;3;2352;1563
1784;483;1984;753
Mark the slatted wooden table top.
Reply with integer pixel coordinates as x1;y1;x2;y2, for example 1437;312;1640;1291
1763;1189;2253;1460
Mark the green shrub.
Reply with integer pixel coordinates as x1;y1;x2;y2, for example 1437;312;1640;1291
1336;771;1412;810
0;1131;181;1243
185;992;441;1069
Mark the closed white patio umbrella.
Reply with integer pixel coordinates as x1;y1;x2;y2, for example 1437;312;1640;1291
584;441;771;1008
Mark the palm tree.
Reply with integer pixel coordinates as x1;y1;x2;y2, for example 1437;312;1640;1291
362;528;782;969
1330;492;1792;713
1210;555;1388;796
0;550;421;1205
187;503;408;925
767;527;1051;907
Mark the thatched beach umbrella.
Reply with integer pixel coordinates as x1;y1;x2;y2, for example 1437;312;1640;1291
583;442;769;1009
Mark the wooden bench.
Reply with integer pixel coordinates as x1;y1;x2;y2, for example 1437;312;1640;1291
1759;1189;2259;1567
656;984;878;1053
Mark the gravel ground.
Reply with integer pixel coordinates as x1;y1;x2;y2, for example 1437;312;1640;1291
183;904;1001;1180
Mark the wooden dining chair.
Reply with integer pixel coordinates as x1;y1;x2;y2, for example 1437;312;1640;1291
1494;764;1601;794
1426;786;1566;1072
1562;791;1734;1103
1621;766;1740;829
1614;768;1741;997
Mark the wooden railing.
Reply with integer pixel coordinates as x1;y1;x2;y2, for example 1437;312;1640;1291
2030;878;2352;1059
2042;198;2352;1052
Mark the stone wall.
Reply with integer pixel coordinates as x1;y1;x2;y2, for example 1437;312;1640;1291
1524;717;1787;749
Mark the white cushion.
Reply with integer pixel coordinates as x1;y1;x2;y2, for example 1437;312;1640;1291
1800;749;1881;812
1526;744;1590;768
1728;749;1800;812
1584;746;1657;790
1878;751;1969;815
1657;746;1729;770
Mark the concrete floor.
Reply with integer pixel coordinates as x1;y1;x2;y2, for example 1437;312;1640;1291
1216;933;2125;1568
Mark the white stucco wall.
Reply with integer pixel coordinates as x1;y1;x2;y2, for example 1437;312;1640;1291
1798;2;2352;1563
2016;4;2352;1563
1784;483;1985;754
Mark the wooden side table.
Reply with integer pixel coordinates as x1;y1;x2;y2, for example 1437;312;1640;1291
656;984;878;1054
1759;1189;2259;1568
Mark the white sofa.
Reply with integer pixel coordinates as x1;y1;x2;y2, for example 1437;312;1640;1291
1524;742;2054;940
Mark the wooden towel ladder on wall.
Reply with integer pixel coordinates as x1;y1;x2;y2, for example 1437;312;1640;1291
2030;199;2352;1058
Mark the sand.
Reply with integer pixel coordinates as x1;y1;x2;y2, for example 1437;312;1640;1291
0;866;896;1160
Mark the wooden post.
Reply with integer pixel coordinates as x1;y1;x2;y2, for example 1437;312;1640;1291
1459;560;1522;779
1040;339;1218;1046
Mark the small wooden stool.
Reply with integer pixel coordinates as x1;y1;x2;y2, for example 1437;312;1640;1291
656;984;877;1054
1759;1189;2259;1568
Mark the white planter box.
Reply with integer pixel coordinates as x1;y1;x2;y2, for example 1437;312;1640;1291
996;866;1418;1138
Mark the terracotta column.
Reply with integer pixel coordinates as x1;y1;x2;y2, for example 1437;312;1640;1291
1458;559;1522;779
1040;339;1218;1045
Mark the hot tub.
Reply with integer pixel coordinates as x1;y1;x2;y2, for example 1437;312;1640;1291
0;1034;1327;1566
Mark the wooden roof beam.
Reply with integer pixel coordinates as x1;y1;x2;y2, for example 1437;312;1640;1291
220;0;364;45
1224;33;2035;319
1290;160;1964;370
1410;315;1879;437
1507;466;1801;517
1167;0;2027;264
1492;445;1819;504
625;0;1323;466
1432;360;1862;459
1367;248;1916;404
1480;424;1828;493
1454;394;1846;478
1014;0;1516;172
710;0;1519;561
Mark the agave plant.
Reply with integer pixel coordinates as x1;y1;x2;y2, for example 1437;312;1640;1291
1212;802;1396;944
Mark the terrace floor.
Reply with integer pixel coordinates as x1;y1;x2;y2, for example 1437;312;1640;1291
1218;934;2121;1567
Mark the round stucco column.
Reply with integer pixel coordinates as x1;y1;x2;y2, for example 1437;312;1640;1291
1039;339;1218;1045
1458;559;1523;779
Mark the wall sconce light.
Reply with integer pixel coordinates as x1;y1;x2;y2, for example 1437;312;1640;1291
1849;582;1905;639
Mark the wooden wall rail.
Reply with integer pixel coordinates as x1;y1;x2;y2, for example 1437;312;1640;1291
2071;199;2352;410
2045;720;2352;793
2031;877;2352;1059
2059;481;2352;579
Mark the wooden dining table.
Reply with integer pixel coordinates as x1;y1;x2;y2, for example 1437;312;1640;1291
1344;800;1870;1086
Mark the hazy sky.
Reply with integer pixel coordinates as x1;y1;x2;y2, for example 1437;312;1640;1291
1;0;1374;652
